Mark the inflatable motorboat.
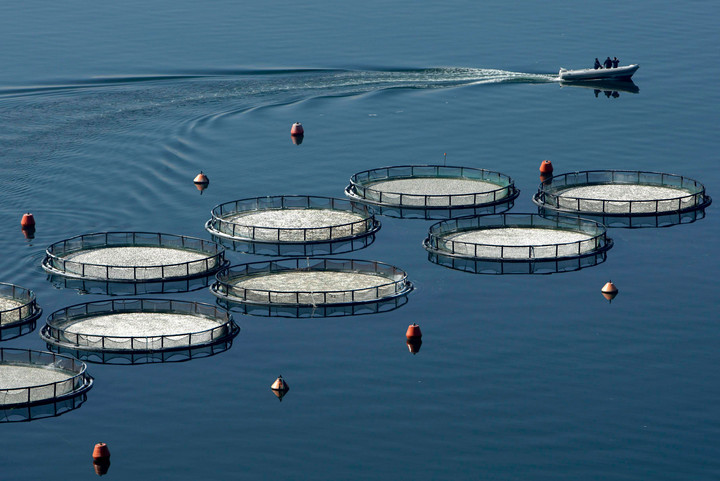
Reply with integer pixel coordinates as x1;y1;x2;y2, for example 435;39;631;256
559;64;639;81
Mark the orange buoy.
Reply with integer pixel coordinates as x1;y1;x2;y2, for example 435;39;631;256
20;213;35;228
407;338;422;354
290;122;304;136
193;171;209;185
406;323;422;340
539;160;553;175
601;281;619;302
92;443;110;460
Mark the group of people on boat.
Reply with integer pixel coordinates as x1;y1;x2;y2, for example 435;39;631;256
594;57;619;69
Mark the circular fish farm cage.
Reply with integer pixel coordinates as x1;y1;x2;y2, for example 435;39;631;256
345;165;519;212
0;348;93;412
424;213;612;264
212;258;413;317
206;196;380;256
0;283;42;340
533;170;711;217
42;232;227;283
41;299;239;358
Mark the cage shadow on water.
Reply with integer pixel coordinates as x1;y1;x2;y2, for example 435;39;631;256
46;272;215;296
427;249;609;275
210;232;377;256
1;393;88;423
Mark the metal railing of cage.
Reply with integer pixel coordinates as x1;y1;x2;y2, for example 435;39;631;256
0;348;92;408
424;213;612;261
207;195;380;243
0;283;41;327
348;165;518;208
535;170;709;216
43;232;226;281
212;258;412;306
42;299;238;353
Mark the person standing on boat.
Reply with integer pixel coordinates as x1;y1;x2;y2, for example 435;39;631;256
612;57;619;68
594;58;602;69
604;57;613;69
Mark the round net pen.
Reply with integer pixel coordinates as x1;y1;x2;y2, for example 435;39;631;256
0;283;42;341
206;196;380;256
424;213;613;264
42;232;227;283
41;299;239;359
0;348;93;412
212;258;414;316
345;165;519;212
533;170;712;220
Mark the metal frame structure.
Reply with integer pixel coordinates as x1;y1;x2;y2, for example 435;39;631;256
206;195;380;244
41;298;239;353
42;232;226;282
346;165;519;209
533;170;711;216
0;283;42;332
0;348;93;409
212;258;413;307
423;213;613;261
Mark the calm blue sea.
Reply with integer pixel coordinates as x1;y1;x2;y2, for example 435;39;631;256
1;1;719;479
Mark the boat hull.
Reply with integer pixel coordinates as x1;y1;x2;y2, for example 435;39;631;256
558;64;639;81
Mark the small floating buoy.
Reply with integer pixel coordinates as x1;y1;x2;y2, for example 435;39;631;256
407;338;422;355
193;171;209;185
539;160;553;175
406;323;422;340
271;375;289;401
290;122;304;136
92;443;111;461
601;280;619;302
20;213;35;229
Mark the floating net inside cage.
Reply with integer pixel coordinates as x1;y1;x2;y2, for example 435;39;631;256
533;170;711;216
206;195;380;244
0;283;42;339
0;348;93;409
41;299;239;354
345;165;519;210
212;258;413;308
424;213;613;261
42;232;226;282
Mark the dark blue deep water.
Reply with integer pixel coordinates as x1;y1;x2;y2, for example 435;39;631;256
1;1;719;479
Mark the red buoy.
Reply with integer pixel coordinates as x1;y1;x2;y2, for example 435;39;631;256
20;213;35;228
92;443;110;460
539;160;553;174
406;323;422;340
290;122;304;136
